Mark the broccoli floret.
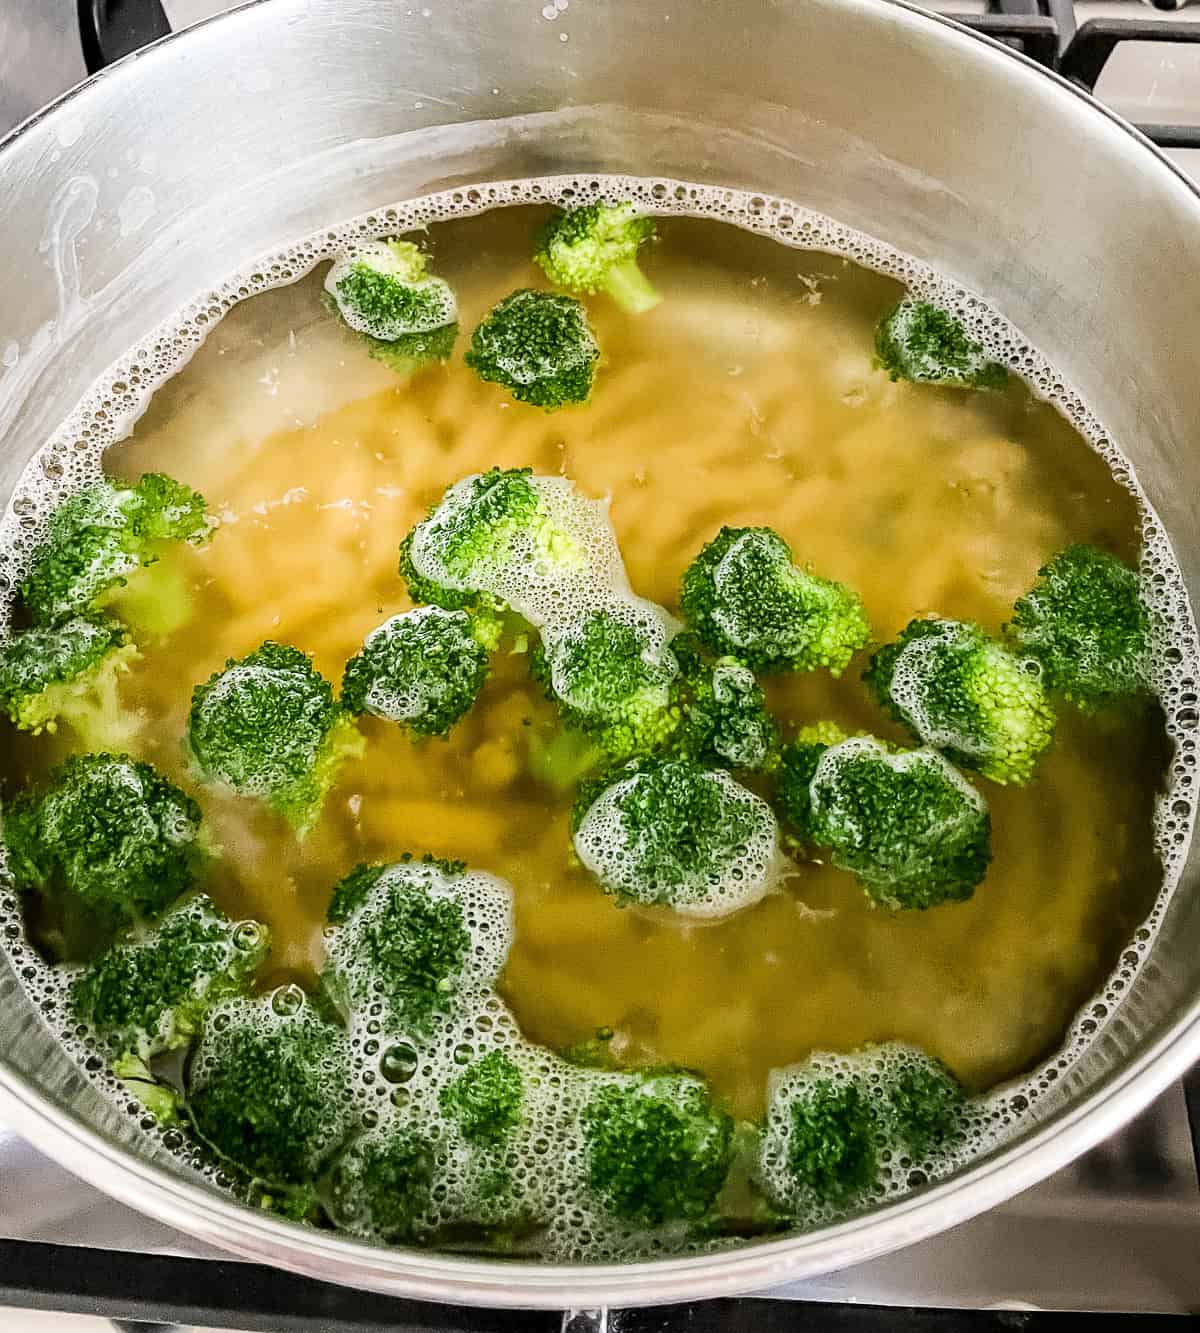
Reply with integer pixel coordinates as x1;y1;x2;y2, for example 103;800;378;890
0;616;140;747
321;857;511;1035
884;1047;966;1157
572;756;781;919
187;641;363;835
581;1073;733;1227
112;1052;183;1125
669;633;778;771
786;1079;879;1206
440;1049;524;1144
875;298;1008;390
1007;544;1151;711
864;617;1055;786
341;606;490;737
20;473;210;626
188;992;353;1186
325;1125;437;1242
680;527;870;676
398;529;479;612
533;202;661;315
774;730;991;909
2;754;204;926
72;895;269;1061
325;239;458;375
465;290;598;409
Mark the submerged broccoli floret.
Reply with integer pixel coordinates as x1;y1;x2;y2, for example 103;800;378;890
0;616;139;747
875;298;1008;390
680;527;870;676
465;290;598;409
20;473;210;626
341;606;490;737
325;1125;437;1242
440;1049;524;1144
774;729;991;910
186;641;363;835
188;992;353;1186
571;756;781;919
581;1073;733;1227
2;753;204;925
325;239;458;374
533;202;661;315
112;1052;184;1125
669;633;778;771
72;895;269;1061
864;617;1055;786
1008;544;1151;712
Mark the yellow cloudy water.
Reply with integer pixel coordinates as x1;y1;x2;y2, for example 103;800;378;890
2;208;1164;1122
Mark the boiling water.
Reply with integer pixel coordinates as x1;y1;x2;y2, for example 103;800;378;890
0;177;1196;1253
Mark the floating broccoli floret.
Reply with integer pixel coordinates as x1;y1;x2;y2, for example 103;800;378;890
465;290;599;409
572;756;781;918
186;641;363;835
670;633;778;771
188;990;353;1186
440;1049;524;1145
680;527;870;676
772;1073;879;1210
341;606;491;738
2;753;203;926
1007;544;1151;712
581;1073;733;1227
0;616;139;747
321;857;513;1036
20;473;210;626
864;617;1054;786
875;298;1008;390
533;202;661;315
72;895;268;1062
325;1124;437;1242
325;239;458;374
774;729;991;910
885;1046;967;1157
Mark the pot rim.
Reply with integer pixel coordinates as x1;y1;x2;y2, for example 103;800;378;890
2;0;1199;1309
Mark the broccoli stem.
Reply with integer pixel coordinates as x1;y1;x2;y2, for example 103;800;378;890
602;260;661;316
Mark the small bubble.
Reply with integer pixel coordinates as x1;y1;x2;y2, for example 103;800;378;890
271;984;305;1017
380;1042;419;1084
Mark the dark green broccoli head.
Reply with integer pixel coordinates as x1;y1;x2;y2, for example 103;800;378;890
785;1079;879;1206
1007;544;1151;712
325;1125;436;1242
187;641;363;835
72;895;269;1061
680;527;870;676
883;1049;966;1157
777;733;991;909
465;290;598;409
398;529;479;612
669;633;778;771
2;753;203;925
581;1074;732;1226
571;756;780;918
20;473;209;626
864;617;1054;786
325;853;468;924
875;299;1008;390
439;1049;524;1144
533;202;661;315
772;722;851;831
187;992;352;1186
341;607;490;737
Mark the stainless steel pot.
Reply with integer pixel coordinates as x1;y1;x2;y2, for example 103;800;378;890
2;0;1199;1310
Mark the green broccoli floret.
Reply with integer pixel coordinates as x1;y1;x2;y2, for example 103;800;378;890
325;239;458;374
571;756;781;918
341;606;490;737
875;298;1008;390
786;1079;879;1206
883;1047;967;1157
525;724;606;793
774;730;991;910
465;290;598;409
321;857;511;1035
20;473;210;626
581;1073;733;1227
112;1052;183;1125
680;527;870;676
533;202;661;315
104;557;196;642
1007;544;1151;712
325;1125;437;1242
0;616;140;747
864;617;1055;786
2;753;204;926
72;895;269;1061
440;1049;524;1144
188;992;353;1186
669;633;778;771
187;641;363;836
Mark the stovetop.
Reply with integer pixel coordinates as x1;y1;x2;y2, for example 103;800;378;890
2;1;1200;1326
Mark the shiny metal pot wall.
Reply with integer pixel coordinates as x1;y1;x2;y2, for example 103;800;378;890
1;0;1199;1309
